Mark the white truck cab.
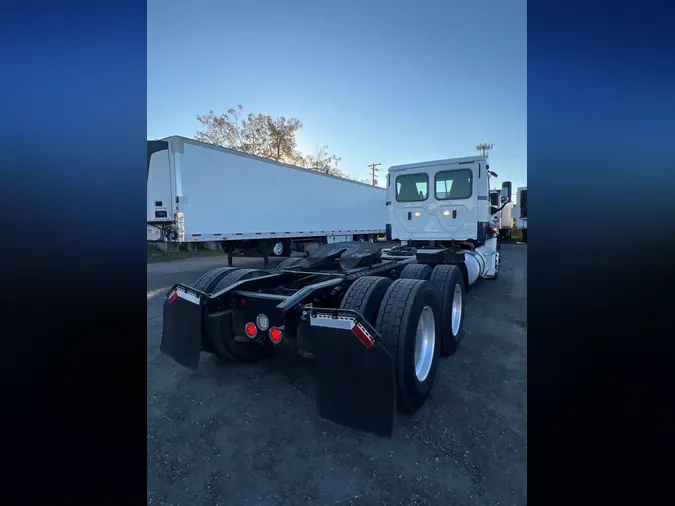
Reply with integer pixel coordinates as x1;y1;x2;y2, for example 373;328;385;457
383;156;511;282
386;156;511;246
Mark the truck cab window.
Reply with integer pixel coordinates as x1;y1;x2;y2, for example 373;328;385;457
395;173;429;202
434;169;473;200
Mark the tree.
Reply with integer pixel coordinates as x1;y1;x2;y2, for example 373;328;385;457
195;105;342;176
298;145;343;177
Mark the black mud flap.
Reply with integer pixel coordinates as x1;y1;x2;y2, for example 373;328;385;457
310;309;396;438
160;284;206;370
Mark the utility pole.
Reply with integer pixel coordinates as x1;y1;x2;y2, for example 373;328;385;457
368;162;381;186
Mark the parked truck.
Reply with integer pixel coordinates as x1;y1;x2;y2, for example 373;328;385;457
160;154;511;437
147;136;386;264
490;189;514;240
512;186;528;242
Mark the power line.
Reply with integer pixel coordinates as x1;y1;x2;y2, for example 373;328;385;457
367;162;381;186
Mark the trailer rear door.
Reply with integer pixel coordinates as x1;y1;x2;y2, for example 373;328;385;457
147;141;173;222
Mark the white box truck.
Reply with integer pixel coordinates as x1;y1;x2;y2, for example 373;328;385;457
147;136;387;263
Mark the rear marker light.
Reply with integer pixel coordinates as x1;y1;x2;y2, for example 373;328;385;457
244;322;257;338
269;327;282;344
351;323;375;349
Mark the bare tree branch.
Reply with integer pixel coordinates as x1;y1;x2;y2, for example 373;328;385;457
195;105;343;176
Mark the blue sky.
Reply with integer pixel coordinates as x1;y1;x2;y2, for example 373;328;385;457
148;0;526;190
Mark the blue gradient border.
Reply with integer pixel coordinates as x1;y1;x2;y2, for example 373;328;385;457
1;0;674;503
1;1;147;503
529;0;675;503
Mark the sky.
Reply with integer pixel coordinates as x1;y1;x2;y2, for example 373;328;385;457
147;0;527;190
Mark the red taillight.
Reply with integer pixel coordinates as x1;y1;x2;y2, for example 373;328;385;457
244;322;257;338
240;298;247;307
269;327;282;344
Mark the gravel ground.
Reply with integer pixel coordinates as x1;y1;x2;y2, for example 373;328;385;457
147;245;527;506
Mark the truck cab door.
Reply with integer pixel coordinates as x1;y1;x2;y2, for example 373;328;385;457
392;172;432;235
433;164;478;239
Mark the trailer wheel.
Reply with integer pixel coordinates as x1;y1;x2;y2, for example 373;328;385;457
272;240;292;257
376;279;441;412
429;265;465;356
339;276;393;325
276;257;305;270
399;263;433;280
193;267;239;293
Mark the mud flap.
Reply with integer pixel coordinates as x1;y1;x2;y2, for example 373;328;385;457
160;285;205;370
311;310;396;437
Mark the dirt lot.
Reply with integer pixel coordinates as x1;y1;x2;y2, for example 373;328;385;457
147;245;527;506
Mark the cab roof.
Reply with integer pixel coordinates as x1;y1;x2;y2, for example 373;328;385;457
388;156;488;173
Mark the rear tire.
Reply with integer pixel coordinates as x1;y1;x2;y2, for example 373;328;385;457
207;318;274;363
339;276;393;325
208;268;273;363
193;267;239;293
376;279;441;412
276;257;305;270
428;265;465;356
211;268;267;293
399;263;433;280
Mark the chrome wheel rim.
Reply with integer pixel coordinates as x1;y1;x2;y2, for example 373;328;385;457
272;242;284;256
414;306;436;382
451;284;463;336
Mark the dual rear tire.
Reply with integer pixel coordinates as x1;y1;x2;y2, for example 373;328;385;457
339;262;466;412
400;262;466;355
339;275;443;412
191;267;273;363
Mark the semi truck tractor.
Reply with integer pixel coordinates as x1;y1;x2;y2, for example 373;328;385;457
512;186;528;242
147;136;386;264
490;189;514;240
160;154;511;436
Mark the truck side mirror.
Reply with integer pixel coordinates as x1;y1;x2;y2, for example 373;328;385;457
501;181;512;203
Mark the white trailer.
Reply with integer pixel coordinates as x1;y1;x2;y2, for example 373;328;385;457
147;136;386;263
